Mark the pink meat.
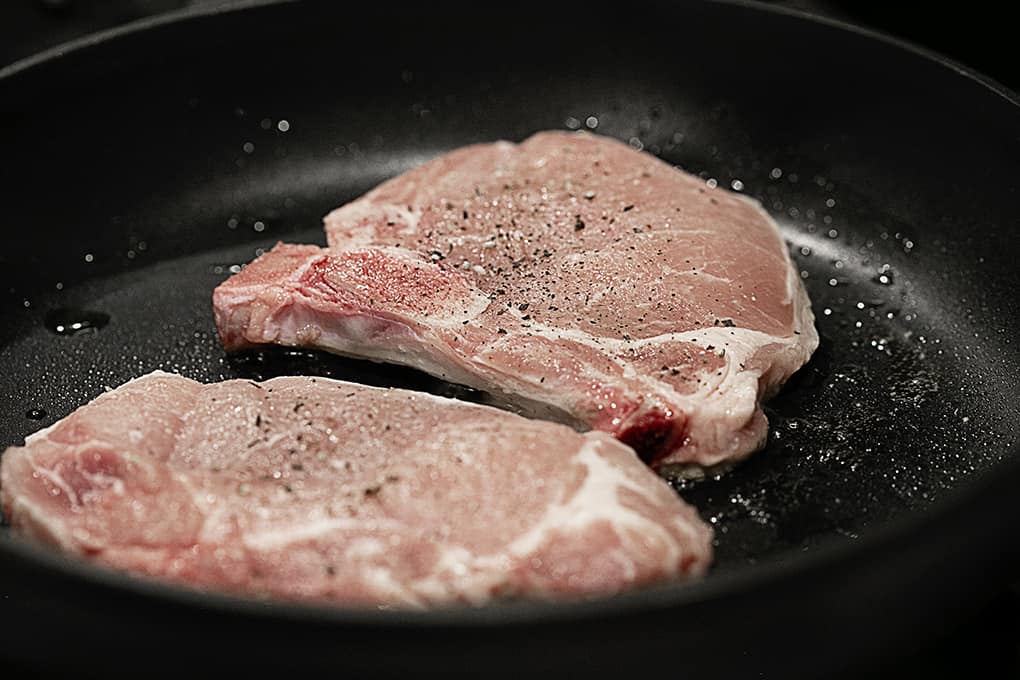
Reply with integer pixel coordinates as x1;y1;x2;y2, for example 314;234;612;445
0;371;711;607
214;131;817;469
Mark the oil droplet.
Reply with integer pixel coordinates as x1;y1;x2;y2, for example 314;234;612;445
26;408;47;420
44;308;111;337
872;264;895;286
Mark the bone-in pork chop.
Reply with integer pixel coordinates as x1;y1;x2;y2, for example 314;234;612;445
214;131;817;469
0;371;711;607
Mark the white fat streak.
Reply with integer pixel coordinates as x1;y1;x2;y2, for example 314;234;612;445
344;537;386;559
361;564;424;608
218;461;425;605
665;268;733;286
403;439;700;605
487;317;789;403
504;439;688;573
586;286;610;307
79;471;125;496
513;319;782;355
3;494;74;547
403;545;505;606
243;517;402;551
298;437;701;605
268;312;478;392
195;502;232;544
4;445;132;549
478;315;813;467
428;291;492;330
30;459;82;509
177;475;245;546
260;432;290;450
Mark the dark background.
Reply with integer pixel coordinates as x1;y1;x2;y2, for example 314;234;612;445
2;1;1017;96
0;1;1016;678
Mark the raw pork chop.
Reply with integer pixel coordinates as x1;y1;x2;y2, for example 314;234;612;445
0;371;711;607
214;131;817;469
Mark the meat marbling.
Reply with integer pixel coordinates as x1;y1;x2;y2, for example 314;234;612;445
214;131;817;470
0;371;711;607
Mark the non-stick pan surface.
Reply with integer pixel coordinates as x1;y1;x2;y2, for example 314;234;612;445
1;1;1019;677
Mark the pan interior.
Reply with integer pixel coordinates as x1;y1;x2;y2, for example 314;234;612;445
0;216;1009;571
0;0;1017;583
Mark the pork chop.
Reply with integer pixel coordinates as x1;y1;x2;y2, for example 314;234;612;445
214;131;817;469
0;371;711;607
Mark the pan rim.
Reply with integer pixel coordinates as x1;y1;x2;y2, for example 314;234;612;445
2;0;1019;110
1;0;1018;628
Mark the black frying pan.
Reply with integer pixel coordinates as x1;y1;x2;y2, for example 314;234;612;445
1;1;1019;677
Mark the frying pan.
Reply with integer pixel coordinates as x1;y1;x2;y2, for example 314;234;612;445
1;1;1019;677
